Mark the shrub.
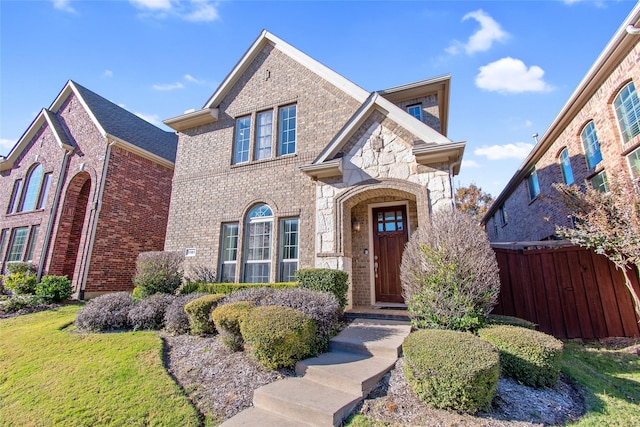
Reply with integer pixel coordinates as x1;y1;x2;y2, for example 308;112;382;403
128;294;175;330
35;275;73;302
400;211;500;332
179;282;296;295
133;251;184;297
240;305;317;369
403;329;500;412
221;287;278;305
269;287;341;351
75;292;135;331
5;262;36;275
487;314;537;330
478;325;564;388
184;264;217;283
164;293;207;335
0;295;43;314
4;271;38;295
184;293;226;335
211;301;254;351
295;268;348;310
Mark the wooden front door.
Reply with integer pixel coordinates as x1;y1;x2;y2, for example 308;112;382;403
372;205;408;303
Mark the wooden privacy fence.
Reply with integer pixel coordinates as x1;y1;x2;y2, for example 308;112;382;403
492;244;640;339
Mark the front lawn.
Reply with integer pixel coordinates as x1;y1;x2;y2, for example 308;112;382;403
0;305;200;427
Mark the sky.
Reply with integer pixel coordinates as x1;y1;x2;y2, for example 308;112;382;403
1;0;638;198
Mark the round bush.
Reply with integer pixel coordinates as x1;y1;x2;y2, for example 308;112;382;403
36;275;73;302
403;329;500;412
400;211;501;332
4;271;38;295
212;301;254;351
133;251;184;297
184;293;226;335
128;294;175;330
487;314;537;330
240;305;317;369
163;293;206;335
75;292;135;331
478;325;564;388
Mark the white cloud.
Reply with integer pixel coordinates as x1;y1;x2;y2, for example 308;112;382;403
446;9;508;55
152;82;185;91
103;70;113;78
184;74;203;84
135;112;163;127
129;0;219;22
476;57;553;94
474;142;534;160
129;0;172;10
52;0;76;13
462;159;481;168
183;0;219;22
525;120;533;127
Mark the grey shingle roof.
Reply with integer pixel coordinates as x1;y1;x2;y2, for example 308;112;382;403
71;81;177;162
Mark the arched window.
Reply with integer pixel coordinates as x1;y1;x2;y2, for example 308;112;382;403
559;148;574;185
581;121;602;169
244;204;273;283
18;164;43;212
613;81;640;144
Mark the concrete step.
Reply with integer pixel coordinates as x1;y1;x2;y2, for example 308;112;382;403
329;318;412;359
219;406;313;427
296;351;397;397
253;377;362;427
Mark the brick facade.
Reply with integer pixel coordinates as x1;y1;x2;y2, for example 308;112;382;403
0;82;176;298
485;31;640;242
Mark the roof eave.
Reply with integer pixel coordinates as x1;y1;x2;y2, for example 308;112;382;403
299;158;343;180
108;135;175;169
413;141;466;175
163;108;219;132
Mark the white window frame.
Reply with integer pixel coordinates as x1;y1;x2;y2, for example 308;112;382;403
581;121;603;169
559;148;574;185
233;116;251;164
243;204;273;283
219;223;239;282
255;110;273;161
7;227;29;263
627;147;640;180
527;168;540;200
278;105;297;156
613;81;640;144
279;218;299;282
590;170;609;193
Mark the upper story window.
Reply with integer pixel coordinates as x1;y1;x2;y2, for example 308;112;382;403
6;163;52;215
255;111;273;161
19;164;43;212
627;146;640;180
7;179;22;214
407;104;423;121
581;121;603;169
613;81;640;144
590;170;608;193
499;205;508;226
559;148;574;185
527;168;540;200
244;204;273;283
278;105;297;156
233;116;251;164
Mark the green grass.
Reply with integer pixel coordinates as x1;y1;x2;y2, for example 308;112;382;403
561;340;640;426
0;305;200;427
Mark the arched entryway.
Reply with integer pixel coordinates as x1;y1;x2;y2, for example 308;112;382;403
49;172;92;289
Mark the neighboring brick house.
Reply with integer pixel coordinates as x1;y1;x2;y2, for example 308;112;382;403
482;4;640;242
164;31;465;308
0;81;177;298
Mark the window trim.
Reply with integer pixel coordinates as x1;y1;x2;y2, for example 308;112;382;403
24;225;40;262
219;223;239;283
278;217;299;282
589;170;609;193
627;146;640;180
277;104;297;157
407;103;423;121
7;227;29;263
36;172;52;210
254;110;273;161
233;115;252;164
243;204;274;283
527;168;541;201
559;148;575;185
581;121;603;169
7;179;22;214
613;81;640;144
18;164;43;213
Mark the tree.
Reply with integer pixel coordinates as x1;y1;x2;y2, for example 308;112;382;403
554;179;640;322
455;183;494;221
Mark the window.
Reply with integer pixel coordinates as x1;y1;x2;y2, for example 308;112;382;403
527;168;540;200
407;104;423;121
244;204;273;283
279;218;299;282
219;223;239;282
233;116;251;164
7;227;29;262
559;148;574;185
581;121;603;169
278;105;296;156
499;206;508;226
7;179;22;214
613;81;640;144
627;147;640;180
19;164;43;212
590;171;608;193
36;173;52;210
255;111;273;161
0;229;7;264
24;226;39;262
492;215;499;235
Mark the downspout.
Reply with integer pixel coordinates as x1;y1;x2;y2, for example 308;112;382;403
37;148;74;281
77;140;114;299
449;159;462;210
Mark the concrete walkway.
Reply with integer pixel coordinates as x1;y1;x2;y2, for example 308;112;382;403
220;318;412;427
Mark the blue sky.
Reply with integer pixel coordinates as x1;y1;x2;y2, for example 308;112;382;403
1;0;637;197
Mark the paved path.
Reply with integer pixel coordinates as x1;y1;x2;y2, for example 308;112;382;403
221;318;412;427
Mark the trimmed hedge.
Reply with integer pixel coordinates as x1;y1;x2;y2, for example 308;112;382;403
164;293;207;335
295;269;349;310
128;294;175;330
211;301;254;351
487;314;537;330
75;293;135;331
180;281;296;295
240;305;317;369
184;293;226;335
478;325;564;388
403;329;500;412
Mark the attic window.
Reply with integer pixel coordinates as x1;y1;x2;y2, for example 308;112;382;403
407;104;423;121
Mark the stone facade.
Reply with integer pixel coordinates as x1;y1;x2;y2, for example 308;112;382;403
164;31;464;308
0;81;176;298
484;26;640;243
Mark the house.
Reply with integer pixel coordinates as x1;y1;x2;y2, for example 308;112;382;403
0;81;177;299
163;30;465;309
482;3;640;242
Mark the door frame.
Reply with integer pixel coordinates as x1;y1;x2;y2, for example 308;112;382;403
367;200;410;306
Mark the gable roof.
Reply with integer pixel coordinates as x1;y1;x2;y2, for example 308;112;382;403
481;2;640;225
